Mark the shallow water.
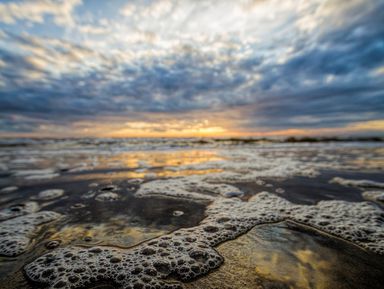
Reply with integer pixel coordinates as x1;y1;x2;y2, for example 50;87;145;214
0;139;383;288
187;222;384;289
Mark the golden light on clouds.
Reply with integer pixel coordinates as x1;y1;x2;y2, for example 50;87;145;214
1;112;383;138
70;117;231;138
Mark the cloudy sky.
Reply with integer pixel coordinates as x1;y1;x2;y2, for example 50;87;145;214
0;0;383;137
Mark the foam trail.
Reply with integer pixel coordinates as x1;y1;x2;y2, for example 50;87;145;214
330;177;384;188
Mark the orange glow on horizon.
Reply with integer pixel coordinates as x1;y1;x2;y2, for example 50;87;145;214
0;118;383;138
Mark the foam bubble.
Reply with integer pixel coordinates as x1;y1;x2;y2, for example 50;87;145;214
36;189;65;200
362;191;384;203
24;192;384;288
95;192;120;202
173;210;184;217
275;188;285;194
0;202;39;221
0;211;62;256
330;177;384;189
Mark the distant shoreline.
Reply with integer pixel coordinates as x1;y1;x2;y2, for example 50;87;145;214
0;136;382;147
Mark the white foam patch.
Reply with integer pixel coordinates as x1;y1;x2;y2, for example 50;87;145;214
136;176;242;201
36;189;65;200
173;210;184;217
330;177;384;189
0;186;18;193
13;169;59;180
95;192;120;202
0;202;39;221
24;193;384;289
0;211;62;256
362;191;384;203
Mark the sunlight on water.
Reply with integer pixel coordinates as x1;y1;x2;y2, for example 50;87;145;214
186;223;384;289
76;150;224;171
73;168;224;181
48;223;167;248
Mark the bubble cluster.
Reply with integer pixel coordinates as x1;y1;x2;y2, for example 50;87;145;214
25;230;224;289
289;199;384;254
0;201;39;221
0;211;62;256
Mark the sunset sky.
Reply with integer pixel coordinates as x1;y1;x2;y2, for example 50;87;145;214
0;0;383;138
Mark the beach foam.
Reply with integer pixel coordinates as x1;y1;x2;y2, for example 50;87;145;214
0;202;39;221
36;189;65;200
24;192;384;288
0;211;62;256
0;186;18;193
95;192;120;202
362;191;384;203
136;176;243;202
330;177;384;189
13;169;59;180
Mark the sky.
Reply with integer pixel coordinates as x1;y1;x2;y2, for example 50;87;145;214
0;0;383;138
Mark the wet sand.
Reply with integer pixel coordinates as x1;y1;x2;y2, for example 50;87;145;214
0;139;383;288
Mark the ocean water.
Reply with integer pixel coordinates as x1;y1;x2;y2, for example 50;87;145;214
0;138;383;289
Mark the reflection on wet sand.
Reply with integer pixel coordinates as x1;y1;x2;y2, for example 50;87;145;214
73;168;223;181
1;140;384;289
71;150;224;181
48;219;167;248
186;222;384;289
99;150;224;169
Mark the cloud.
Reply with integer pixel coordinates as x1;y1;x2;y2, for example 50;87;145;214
0;0;82;27
0;0;383;136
